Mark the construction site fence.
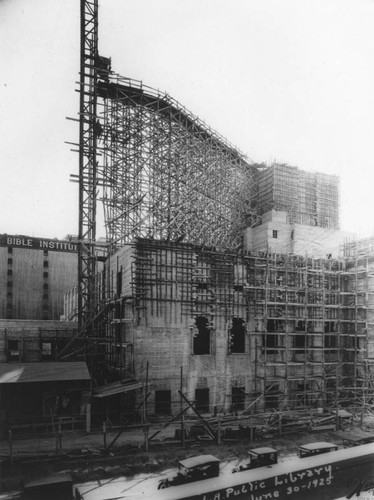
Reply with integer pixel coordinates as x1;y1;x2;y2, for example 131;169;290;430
3;406;366;448
3;407;373;465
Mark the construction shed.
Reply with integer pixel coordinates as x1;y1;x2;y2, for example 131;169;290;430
0;362;91;436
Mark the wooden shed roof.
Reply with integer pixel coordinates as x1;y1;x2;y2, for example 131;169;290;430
0;362;90;383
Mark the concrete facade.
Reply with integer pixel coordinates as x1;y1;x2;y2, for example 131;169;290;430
85;238;374;419
0;234;78;320
244;210;353;258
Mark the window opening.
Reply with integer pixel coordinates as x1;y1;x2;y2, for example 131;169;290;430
193;316;211;355
294;333;305;353
324;334;337;348
155;390;171;415
263;333;278;353
324;321;336;333
195;388;210;413
7;340;20;361
295;320;305;332
41;342;53;359
347;337;360;349
116;268;122;296
272;230;278;239
267;319;282;332
229;317;245;353
232;387;245;412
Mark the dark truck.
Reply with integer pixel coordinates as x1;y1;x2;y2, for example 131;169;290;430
158;455;220;489
343;434;374;448
232;446;278;473
299;441;338;458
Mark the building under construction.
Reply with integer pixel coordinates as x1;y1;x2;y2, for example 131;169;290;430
76;235;373;420
2;0;373;439
67;1;374;423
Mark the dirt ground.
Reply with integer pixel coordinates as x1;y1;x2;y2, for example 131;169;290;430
1;418;374;494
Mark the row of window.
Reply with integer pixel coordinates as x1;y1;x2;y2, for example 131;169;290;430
6;339;69;361
193;332;342;355
262;333;343;350
6;252;51;317
6;252;13;318
7;247;49;256
193;317;247;354
194;316;343;355
7;333;346;362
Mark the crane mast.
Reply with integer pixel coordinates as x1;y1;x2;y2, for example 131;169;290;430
78;0;99;330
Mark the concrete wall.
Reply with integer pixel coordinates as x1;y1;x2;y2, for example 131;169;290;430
292;225;348;257
244;220;293;254
133;324;253;415
0;236;77;320
244;210;353;258
102;238;374;416
108;244;134;298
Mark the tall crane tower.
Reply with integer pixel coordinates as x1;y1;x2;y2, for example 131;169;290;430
61;0;110;364
78;0;100;330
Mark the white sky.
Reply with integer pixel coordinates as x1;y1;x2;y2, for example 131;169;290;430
1;0;374;240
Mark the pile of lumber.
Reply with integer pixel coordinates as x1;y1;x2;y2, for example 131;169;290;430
184;409;338;441
260;410;337;438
